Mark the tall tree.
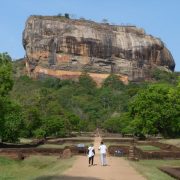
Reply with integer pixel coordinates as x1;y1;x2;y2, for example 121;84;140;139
129;83;180;137
0;53;13;96
0;53;23;142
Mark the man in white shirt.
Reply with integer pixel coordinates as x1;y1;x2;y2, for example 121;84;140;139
98;141;107;166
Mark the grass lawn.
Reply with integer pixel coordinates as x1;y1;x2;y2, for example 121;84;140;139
137;145;161;151
19;138;34;144
37;143;91;149
160;139;180;148
0;155;75;180
37;144;71;149
105;142;130;147
129;159;180;180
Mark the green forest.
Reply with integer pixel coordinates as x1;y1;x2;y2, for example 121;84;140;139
0;52;180;142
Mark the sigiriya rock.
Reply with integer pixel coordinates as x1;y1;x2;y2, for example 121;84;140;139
23;15;175;85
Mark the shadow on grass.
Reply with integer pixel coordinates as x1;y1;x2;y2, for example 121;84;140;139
35;175;102;180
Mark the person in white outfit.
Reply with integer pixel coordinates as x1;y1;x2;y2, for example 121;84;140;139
98;141;107;166
88;144;95;166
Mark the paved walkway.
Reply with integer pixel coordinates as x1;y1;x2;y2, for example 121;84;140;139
63;136;145;180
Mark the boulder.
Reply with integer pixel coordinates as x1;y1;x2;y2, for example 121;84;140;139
23;16;175;85
62;148;72;159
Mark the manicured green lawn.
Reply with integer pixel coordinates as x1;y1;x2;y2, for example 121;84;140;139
137;145;161;151
37;144;70;149
130;159;180;180
19;138;34;144
0;155;75;180
160;139;180;148
105;142;130;147
38;142;91;149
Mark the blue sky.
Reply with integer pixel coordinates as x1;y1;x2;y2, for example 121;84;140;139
0;0;179;71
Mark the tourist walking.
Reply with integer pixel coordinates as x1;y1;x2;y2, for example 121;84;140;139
88;144;95;166
98;141;107;166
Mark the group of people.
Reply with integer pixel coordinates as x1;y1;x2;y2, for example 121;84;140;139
88;141;107;166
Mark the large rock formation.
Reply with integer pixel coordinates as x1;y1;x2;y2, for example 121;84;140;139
23;15;175;84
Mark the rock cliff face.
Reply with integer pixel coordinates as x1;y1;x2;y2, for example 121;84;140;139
23;15;175;84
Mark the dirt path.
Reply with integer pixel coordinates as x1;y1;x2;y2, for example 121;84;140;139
63;136;145;180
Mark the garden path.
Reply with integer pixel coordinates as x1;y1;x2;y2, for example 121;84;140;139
63;136;145;180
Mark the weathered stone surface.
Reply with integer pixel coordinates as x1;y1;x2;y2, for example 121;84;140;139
17;152;25;160
23;15;175;84
62;148;72;159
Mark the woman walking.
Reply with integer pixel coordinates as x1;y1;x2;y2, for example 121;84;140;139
88;144;95;166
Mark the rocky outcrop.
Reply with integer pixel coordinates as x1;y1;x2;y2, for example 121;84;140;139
23;15;175;84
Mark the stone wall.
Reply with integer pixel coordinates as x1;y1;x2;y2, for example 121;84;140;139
134;147;180;159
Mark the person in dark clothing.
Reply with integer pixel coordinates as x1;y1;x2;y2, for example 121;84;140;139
88;144;95;166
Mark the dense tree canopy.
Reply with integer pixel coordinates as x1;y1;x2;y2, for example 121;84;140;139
0;53;13;96
1;56;178;142
103;74;125;91
129;83;180;137
0;53;23;142
10;72;131;139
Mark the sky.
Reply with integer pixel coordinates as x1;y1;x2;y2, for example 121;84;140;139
0;0;179;71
